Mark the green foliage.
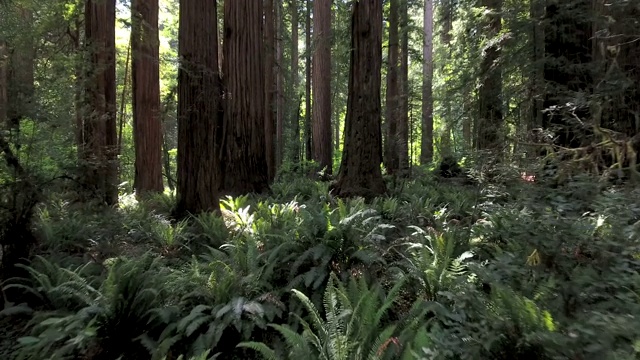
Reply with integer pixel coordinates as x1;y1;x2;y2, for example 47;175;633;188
5;172;640;360
238;273;404;360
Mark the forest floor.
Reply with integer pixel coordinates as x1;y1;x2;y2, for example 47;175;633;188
1;166;639;360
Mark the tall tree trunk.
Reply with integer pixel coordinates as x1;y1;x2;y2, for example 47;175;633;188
221;0;269;196
530;0;544;130
264;0;276;181
331;0;386;198
421;0;434;164
84;0;118;205
384;0;400;175
290;0;301;163
304;0;312;162
276;1;285;169
398;0;409;173
312;0;332;175
439;0;453;155
177;0;221;214
542;0;592;148
0;40;6;126
132;0;163;195
71;17;84;157
5;6;35;151
477;0;503;150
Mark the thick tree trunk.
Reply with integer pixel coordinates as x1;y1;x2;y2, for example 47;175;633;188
176;0;221;214
439;0;453;155
331;0;386;199
276;1;285;169
542;0;592;148
477;0;503;151
421;0;434;164
0;40;6;126
221;0;269;196
290;0;301;163
132;0;164;195
264;0;276;181
384;0;400;174
398;0;409;173
312;0;333;175
84;0;118;205
530;0;544;131
304;0;312;162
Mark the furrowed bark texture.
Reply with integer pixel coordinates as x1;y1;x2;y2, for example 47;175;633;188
84;0;118;205
312;0;332;174
331;0;386;198
177;0;221;214
132;0;164;194
221;0;269;196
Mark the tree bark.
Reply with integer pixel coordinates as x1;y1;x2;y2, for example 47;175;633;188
264;0;276;181
276;1;285;169
304;0;312;162
398;0;409;173
176;0;222;214
83;0;118;205
331;0;386;199
221;0;269;196
132;0;164;195
0;40;6;126
542;0;592;148
384;0;400;174
421;0;434;164
312;0;333;174
290;0;301;163
477;0;503;151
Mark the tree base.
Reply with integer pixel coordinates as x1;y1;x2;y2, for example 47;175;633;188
329;176;386;200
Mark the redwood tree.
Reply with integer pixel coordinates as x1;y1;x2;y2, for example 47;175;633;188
420;0;434;164
83;0;118;205
476;0;503;150
312;0;332;174
264;0;276;180
384;0;400;174
131;0;163;195
221;0;269;196
331;0;386;198
398;0;409;173
304;0;312;162
176;0;221;214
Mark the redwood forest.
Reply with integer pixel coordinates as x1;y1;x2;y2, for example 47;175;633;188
0;0;639;359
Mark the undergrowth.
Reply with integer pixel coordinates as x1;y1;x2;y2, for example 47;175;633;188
1;170;639;360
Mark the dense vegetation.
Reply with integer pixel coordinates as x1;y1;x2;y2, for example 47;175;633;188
1;0;639;359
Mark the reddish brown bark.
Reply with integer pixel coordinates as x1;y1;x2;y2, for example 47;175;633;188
331;0;386;198
276;1;285;168
421;0;434;164
132;0;164;195
221;0;269;196
290;0;301;162
398;0;409;173
384;0;400;174
176;0;222;214
84;0;118;205
312;0;332;174
304;0;312;162
264;0;276;181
